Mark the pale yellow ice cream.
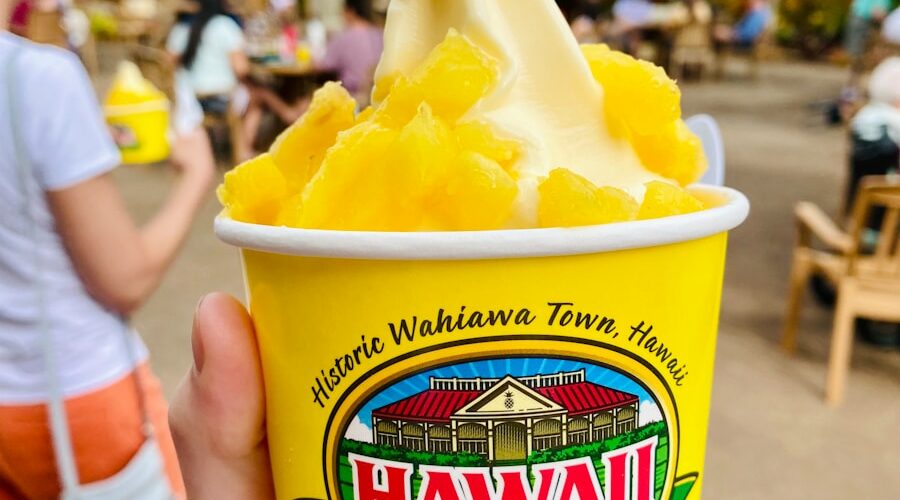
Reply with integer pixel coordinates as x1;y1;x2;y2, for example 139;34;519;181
219;0;707;231
376;0;659;226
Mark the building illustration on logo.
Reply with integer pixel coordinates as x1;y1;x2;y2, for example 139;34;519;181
370;369;640;462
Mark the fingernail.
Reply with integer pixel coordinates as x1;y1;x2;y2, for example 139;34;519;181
192;295;208;375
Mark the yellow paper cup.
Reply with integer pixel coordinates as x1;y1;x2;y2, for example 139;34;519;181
104;99;170;165
216;186;749;500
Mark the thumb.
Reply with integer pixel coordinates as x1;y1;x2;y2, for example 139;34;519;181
169;293;274;499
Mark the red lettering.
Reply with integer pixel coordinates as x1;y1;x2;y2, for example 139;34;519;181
633;439;656;500
459;469;495;500
604;450;629;500
601;436;659;500
554;458;603;500
349;436;659;500
418;466;463;500
459;466;557;500
349;454;413;500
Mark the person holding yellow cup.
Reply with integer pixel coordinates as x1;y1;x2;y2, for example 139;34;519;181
186;1;750;499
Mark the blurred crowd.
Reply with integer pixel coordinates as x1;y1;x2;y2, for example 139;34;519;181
10;0;898;170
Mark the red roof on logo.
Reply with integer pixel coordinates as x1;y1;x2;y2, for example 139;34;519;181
371;382;639;423
372;390;482;424
538;382;639;417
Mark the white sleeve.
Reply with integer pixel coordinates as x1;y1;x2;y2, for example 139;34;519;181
23;50;120;191
166;23;190;55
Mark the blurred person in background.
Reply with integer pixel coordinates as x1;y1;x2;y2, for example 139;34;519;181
713;0;771;49
0;1;215;496
608;0;653;54
270;0;299;61
247;0;382;134
167;0;254;159
668;0;715;78
845;0;891;67
674;0;713;25
568;0;605;44
167;0;248;115
613;0;654;27
844;58;900;349
842;0;891;103
314;0;383;99
846;57;900;214
883;6;900;44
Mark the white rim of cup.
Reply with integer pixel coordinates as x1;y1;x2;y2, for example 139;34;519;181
215;185;750;261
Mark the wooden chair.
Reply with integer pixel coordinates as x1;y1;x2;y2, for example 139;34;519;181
131;45;175;99
201;102;245;167
715;21;774;81
782;176;900;407
79;28;101;77
670;22;715;81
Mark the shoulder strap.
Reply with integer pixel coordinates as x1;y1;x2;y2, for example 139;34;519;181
5;39;83;492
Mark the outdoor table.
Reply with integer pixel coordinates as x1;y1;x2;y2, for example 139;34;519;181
634;22;682;67
250;63;339;104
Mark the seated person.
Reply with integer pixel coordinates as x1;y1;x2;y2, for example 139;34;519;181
671;0;713;27
609;0;654;55
669;0;715;76
846;57;900;215
613;0;654;28
249;0;383;127
167;0;248;113
714;0;771;49
167;0;251;156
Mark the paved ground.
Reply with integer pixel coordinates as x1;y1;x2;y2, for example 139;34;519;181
114;60;900;498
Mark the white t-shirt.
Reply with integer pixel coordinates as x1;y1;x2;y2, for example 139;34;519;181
167;15;245;96
884;9;900;44
852;102;900;144
0;34;148;404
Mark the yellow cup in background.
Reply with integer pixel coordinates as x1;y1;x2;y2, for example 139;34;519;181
216;186;749;500
104;99;170;165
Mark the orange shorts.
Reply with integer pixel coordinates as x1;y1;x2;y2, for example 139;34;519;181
0;364;185;499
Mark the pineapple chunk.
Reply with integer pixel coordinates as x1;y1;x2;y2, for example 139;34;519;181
291;122;399;230
538;168;638;228
431;151;519;230
455;121;521;173
269;82;356;190
632;120;706;187
638;181;705;220
217;153;287;225
582;44;681;137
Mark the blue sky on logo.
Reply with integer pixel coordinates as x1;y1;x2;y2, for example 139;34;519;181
351;357;658;430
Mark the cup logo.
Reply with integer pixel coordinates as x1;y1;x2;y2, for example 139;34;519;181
332;356;694;500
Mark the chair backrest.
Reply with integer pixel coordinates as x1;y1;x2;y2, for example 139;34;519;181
846;176;900;280
131;45;175;100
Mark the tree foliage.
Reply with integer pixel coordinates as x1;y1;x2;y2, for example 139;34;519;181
528;421;667;464
339;439;486;466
